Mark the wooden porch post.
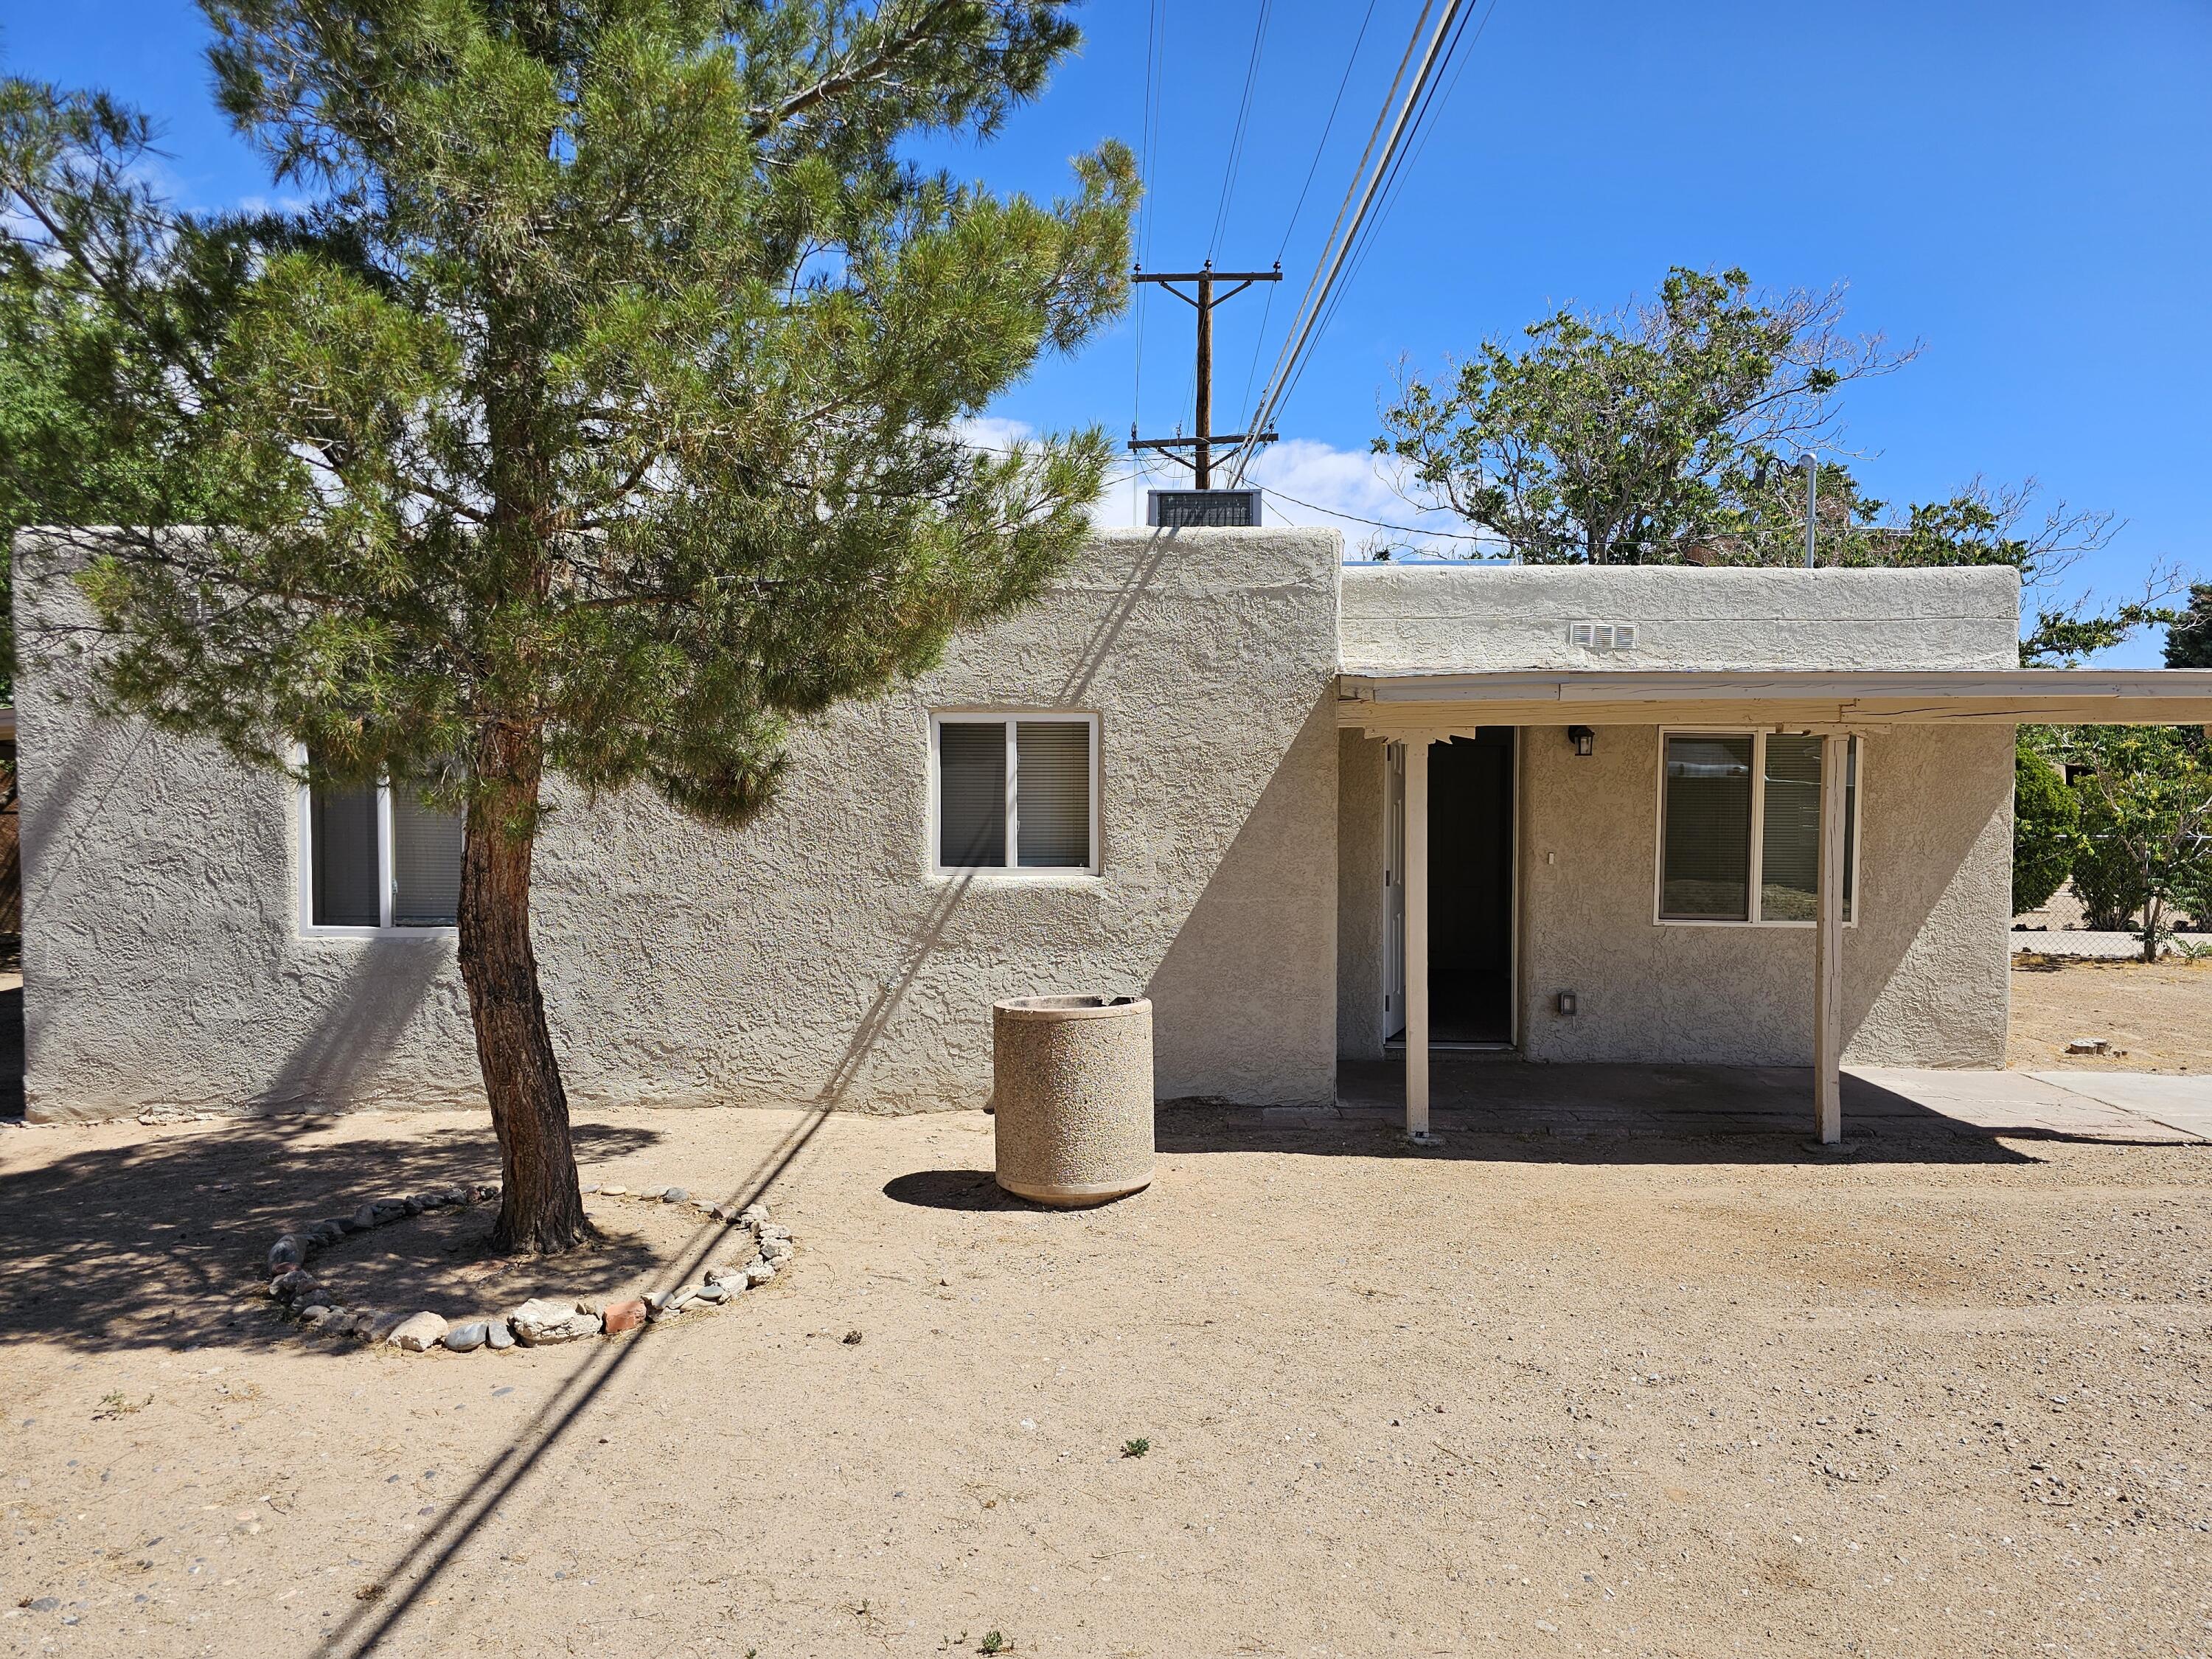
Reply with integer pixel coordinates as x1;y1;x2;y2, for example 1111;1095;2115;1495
1813;732;1848;1144
1405;735;1431;1139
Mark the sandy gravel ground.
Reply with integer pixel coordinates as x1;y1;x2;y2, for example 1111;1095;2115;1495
2009;956;2212;1073
3;1102;2210;1658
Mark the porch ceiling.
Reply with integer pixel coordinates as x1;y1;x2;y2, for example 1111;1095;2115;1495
1335;667;2212;736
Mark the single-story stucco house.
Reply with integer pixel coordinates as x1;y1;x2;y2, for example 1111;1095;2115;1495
15;526;2212;1138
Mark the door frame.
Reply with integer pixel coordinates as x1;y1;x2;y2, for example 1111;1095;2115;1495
1385;731;1520;1051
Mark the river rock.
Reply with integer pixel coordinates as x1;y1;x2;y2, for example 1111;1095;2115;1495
268;1237;305;1272
484;1320;515;1351
509;1298;600;1345
443;1320;490;1352
367;1309;412;1344
390;1312;449;1352
693;1282;730;1305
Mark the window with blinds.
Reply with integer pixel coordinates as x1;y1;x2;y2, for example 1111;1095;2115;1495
934;714;1097;872
392;786;465;925
302;751;465;931
1660;731;1860;925
309;768;380;928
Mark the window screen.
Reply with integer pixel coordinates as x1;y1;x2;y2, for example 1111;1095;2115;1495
1660;734;1753;920
938;722;1007;867
1759;734;1823;922
392;785;465;926
309;768;380;928
1660;732;1860;925
1015;721;1091;868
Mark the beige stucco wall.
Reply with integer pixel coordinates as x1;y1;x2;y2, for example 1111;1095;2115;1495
16;527;1343;1121
1512;723;2011;1066
1335;730;1389;1060
1333;563;2020;1067
1340;563;2023;672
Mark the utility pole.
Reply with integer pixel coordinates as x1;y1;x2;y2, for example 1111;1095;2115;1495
1129;260;1281;489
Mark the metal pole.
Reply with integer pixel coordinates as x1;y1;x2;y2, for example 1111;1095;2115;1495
1804;453;1818;568
1194;263;1214;490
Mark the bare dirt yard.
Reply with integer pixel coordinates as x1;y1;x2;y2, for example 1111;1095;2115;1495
3;1102;2210;1658
2009;954;2212;1074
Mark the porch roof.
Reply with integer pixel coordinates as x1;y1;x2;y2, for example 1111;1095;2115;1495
1335;667;2212;734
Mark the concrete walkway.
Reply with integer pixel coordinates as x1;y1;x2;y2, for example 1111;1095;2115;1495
1329;1055;2212;1144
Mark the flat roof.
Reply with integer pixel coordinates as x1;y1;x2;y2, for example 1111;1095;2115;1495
1336;667;2212;731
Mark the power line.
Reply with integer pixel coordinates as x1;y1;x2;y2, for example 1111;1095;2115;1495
1270;0;1500;423
1237;0;1380;425
1274;0;1381;265
1130;0;1165;431
1228;0;1457;482
1256;481;1492;546
1206;0;1276;262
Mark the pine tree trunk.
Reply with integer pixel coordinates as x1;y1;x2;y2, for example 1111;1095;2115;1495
457;721;588;1255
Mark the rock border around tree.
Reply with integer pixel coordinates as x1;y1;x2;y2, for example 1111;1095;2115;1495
260;1183;797;1353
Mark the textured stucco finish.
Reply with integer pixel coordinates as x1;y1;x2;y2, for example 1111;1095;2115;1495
1512;723;2012;1067
16;527;1342;1121
990;996;1155;1204
1340;563;2023;672
1335;729;1389;1060
1333;563;2020;1068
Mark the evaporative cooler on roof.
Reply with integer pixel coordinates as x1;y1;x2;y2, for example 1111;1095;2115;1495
1146;489;1262;529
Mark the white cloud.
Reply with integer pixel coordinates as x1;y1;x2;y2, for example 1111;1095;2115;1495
950;414;1037;455
1245;439;1496;560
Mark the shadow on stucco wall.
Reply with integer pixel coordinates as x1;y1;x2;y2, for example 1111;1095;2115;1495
1054;526;1176;706
813;868;979;1110
251;939;467;1113
1147;690;1338;1107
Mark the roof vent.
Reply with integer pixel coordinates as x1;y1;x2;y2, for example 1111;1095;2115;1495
1569;622;1638;650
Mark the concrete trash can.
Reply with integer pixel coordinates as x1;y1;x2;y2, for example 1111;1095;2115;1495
992;995;1155;1206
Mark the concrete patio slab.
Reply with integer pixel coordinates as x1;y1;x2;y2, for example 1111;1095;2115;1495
2030;1071;2212;1140
1335;1057;2212;1145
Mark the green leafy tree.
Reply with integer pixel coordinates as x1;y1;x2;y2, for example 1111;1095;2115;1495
0;0;1134;1253
2062;726;2212;961
2011;734;2080;917
1373;268;1905;566
2165;583;2212;669
1375;266;2172;666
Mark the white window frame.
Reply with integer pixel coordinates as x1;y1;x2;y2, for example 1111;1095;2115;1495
293;743;459;938
928;712;1101;877
1652;728;1863;929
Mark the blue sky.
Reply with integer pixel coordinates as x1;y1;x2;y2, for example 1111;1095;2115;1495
7;1;2209;659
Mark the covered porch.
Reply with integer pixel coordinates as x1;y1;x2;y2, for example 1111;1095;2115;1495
1338;666;2212;1147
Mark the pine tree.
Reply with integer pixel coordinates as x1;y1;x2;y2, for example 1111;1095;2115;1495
0;1;1133;1252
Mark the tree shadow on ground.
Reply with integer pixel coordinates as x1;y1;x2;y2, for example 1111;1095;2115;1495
0;1113;661;1359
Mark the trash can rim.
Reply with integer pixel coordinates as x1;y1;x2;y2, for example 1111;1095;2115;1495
994;994;1151;1021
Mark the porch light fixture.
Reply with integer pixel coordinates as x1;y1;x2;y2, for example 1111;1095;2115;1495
1568;725;1595;757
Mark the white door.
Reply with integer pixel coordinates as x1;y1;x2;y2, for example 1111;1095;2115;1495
1384;740;1406;1040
